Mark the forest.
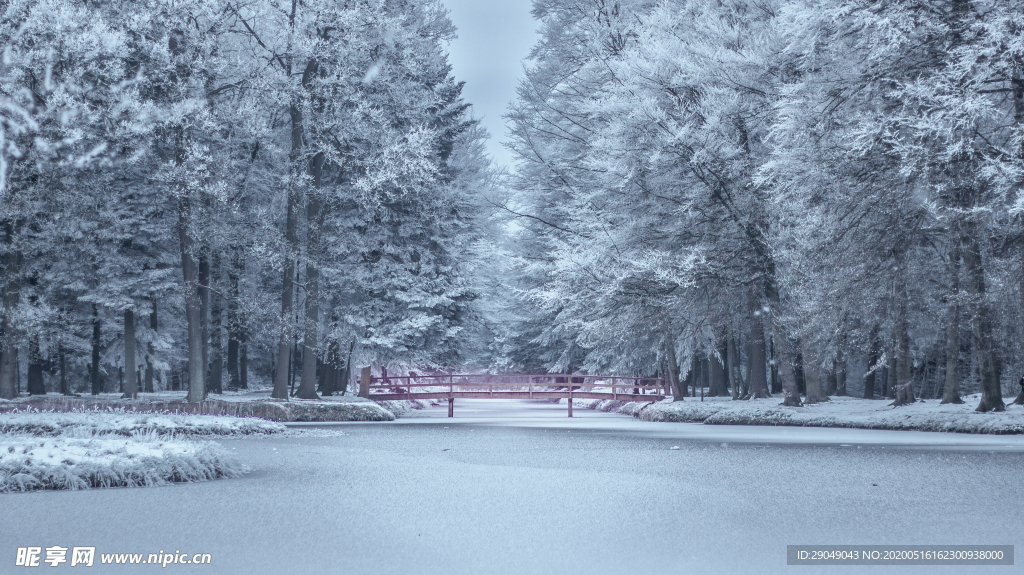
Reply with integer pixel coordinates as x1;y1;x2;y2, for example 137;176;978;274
3;0;1024;415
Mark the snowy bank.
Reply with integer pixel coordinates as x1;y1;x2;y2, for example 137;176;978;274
0;434;246;492
0;392;395;422
0;411;285;437
572;394;1024;434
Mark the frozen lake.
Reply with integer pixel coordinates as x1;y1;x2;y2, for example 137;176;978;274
3;399;1022;573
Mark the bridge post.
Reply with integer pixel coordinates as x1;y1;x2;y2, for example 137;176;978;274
448;397;454;417
359;367;371;398
568;385;573;417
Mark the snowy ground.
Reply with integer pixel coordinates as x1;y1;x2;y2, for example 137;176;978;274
569;394;1024;434
4;399;1021;574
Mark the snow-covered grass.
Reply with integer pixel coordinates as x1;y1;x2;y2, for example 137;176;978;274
0;411;285;437
0;391;395;422
0;412;268;492
0;432;246;492
375;399;434;416
572;394;1024;434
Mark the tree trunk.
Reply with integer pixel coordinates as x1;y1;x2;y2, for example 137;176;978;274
27;335;44;395
774;332;802;406
273;101;303;400
1012;43;1024;406
707;336;729;397
122;308;137;399
1016;239;1024;403
0;220;21;399
683;355;695;397
296;152;326;400
198;247;211;398
728;335;739;400
864;329;878;398
339;340;354;395
208;251;223;394
145;298;157;393
893;272;915;406
240;329;248;389
321;337;340;396
826;364;837;396
59;344;69;395
803;343;828;404
793;341;806;396
701;356;709;397
227;247;241;391
961;228;1005;411
769;336;781;393
744;286;770;399
835;345;847;396
884;350;896;399
942;228;965;402
91;305;102;395
664;333;684;401
179;193;206;403
742;333;752;397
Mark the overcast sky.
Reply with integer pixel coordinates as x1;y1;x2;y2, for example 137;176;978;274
440;0;539;169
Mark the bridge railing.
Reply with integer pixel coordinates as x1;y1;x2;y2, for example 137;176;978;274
364;373;669;417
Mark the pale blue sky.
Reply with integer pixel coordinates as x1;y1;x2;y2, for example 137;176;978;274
441;0;539;169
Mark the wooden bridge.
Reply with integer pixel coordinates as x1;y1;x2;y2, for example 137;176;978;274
358;371;668;417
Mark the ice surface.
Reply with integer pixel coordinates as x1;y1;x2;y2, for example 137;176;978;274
4;399;1020;574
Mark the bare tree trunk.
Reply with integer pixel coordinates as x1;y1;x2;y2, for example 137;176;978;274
273;102;303;400
893;272;915;406
683;355;695;397
961;229;1005;412
198;247;211;399
826;364;838;396
665;332;684;401
59;344;69;395
744;286;770;399
321;337;341;396
239;330;248;389
91;305;102;395
772;331;801;406
179;192;206;403
1015;241;1024;403
864;329;878;398
296;153;325;400
707;335;729;397
208;251;223;394
145;298;157;393
884;349;896;399
1012;45;1024;406
227;247;241;391
26;335;44;395
0;220;21;399
122;308;137;399
803;343;828;404
766;279;801;406
835;345;847;396
728;335;739;400
793;341;807;396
